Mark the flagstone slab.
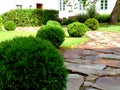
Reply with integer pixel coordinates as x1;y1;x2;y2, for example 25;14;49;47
95;76;120;90
98;54;120;60
66;74;84;90
65;63;106;75
93;59;120;68
95;68;120;76
64;59;92;64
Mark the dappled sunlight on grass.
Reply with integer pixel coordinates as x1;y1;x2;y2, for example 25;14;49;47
0;31;36;42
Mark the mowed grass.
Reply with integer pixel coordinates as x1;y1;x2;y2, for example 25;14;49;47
99;23;120;32
0;23;120;48
0;31;36;42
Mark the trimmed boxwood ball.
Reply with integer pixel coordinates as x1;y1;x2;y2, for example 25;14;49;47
4;21;16;31
0;36;67;90
46;20;61;27
67;22;88;37
36;25;65;48
85;18;99;30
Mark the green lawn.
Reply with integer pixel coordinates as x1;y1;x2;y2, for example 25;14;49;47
99;23;120;32
0;24;120;48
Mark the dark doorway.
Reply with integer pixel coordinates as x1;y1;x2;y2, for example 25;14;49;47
36;3;43;9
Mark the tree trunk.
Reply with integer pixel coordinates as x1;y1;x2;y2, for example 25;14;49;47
109;0;120;24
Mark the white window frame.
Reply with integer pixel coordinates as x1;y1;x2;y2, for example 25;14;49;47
79;0;85;10
16;4;22;9
59;0;65;11
101;0;108;10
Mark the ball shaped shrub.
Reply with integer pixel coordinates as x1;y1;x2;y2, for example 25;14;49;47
85;18;99;30
67;22;88;37
36;25;65;48
4;21;16;31
46;20;61;27
0;36;67;90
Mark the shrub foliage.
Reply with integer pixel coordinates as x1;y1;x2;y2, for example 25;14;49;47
4;21;16;31
85;18;99;30
46;20;61;27
67;22;88;37
36;24;65;48
0;16;2;31
0;36;67;90
2;9;58;26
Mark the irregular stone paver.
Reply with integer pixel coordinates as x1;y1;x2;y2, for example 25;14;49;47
95;68;120;76
64;59;92;64
65;62;106;75
93;59;120;68
98;54;120;60
66;74;84;90
86;74;98;81
95;76;120;90
84;81;104;90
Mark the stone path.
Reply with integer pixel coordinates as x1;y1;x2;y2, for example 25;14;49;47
61;31;120;90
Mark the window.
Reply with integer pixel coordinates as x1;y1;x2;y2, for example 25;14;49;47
101;0;108;10
79;0;85;10
16;5;22;9
59;0;65;11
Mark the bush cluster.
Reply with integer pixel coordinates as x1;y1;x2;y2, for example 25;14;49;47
85;18;99;30
0;16;2;31
61;16;78;25
4;21;16;31
67;22;88;37
36;20;65;48
0;36;67;90
2;9;58;26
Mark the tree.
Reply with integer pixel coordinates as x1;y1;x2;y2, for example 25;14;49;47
109;0;120;24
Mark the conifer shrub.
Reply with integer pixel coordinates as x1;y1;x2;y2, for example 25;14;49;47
85;18;99;30
46;20;61;27
0;16;2;31
4;21;16;31
36;25;65;48
0;36;67;90
67;22;88;37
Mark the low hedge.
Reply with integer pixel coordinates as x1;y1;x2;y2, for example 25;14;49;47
2;9;58;26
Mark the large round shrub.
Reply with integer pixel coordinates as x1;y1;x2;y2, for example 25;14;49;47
67;22;88;37
46;20;61;27
36;25;65;48
0;36;67;90
4;21;16;31
85;18;99;30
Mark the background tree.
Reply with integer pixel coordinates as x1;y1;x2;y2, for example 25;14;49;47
109;0;120;24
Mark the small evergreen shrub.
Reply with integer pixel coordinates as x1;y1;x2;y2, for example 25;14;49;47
87;4;98;18
36;25;65;48
46;20;61;27
96;14;110;23
76;14;89;23
85;18;99;30
67;22;88;37
0;16;2;31
0;36;67;90
61;17;78;25
4;21;16;31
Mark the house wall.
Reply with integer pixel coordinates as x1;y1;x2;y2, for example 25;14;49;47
59;0;117;18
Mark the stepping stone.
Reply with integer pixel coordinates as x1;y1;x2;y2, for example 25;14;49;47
66;74;84;90
64;59;92;64
93;59;120;68
95;76;120;90
86;74;98;81
98;54;120;60
96;68;120;76
65;63;106;75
